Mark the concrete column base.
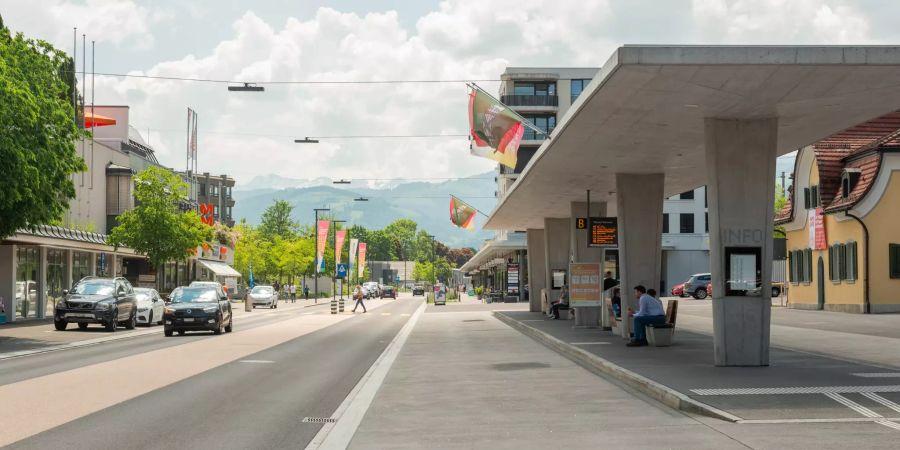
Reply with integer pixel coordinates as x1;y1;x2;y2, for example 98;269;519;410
712;297;770;366
574;306;600;328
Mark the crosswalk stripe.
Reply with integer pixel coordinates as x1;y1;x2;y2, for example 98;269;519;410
862;392;900;414
825;393;882;418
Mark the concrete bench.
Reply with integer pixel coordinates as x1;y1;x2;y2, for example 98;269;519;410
646;300;679;347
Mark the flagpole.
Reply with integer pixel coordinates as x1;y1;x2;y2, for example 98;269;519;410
451;195;490;217
467;82;548;136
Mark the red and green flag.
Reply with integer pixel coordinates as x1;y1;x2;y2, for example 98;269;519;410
468;86;525;169
450;195;477;230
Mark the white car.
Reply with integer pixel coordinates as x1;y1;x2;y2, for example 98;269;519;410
249;285;278;309
133;288;165;326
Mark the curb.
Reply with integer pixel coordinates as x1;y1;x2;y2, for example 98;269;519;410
493;311;742;423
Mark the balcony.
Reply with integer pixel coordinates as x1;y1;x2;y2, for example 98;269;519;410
500;94;558;108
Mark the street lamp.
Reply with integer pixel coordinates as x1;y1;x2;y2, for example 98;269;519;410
227;82;264;92
294;137;319;144
313;207;330;304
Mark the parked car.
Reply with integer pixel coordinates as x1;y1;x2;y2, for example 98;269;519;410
683;273;712;299
249;285;278;309
163;285;233;336
134;288;165;326
363;282;380;299
54;277;138;332
670;282;685;297
381;286;396;299
412;284;425;296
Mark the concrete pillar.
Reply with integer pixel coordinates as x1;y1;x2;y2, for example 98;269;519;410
706;117;777;367
570;201;607;327
616;174;665;339
526;229;546;312
543;218;570;312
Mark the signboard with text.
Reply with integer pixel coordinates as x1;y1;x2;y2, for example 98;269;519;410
808;208;827;250
568;262;602;306
507;263;520;295
588;217;618;247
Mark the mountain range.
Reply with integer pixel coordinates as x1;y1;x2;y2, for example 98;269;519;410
232;172;498;249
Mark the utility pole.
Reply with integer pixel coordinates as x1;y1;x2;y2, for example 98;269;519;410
313;207;330;304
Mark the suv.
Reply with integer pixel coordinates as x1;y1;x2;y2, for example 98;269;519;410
164;285;233;336
684;273;712;299
54;277;138;332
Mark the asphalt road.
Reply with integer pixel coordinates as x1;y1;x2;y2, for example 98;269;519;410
5;297;421;449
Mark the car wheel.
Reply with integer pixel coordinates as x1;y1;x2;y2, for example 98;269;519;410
164;327;173;337
225;317;233;333
125;311;136;330
694;288;708;300
105;311;117;332
772;286;781;297
78;322;89;330
177;330;185;336
214;318;223;335
54;320;68;331
146;311;153;327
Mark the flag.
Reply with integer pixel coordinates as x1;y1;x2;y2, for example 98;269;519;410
335;230;347;265
358;243;367;278
468;86;525;169
348;238;359;277
316;220;330;273
450;195;477;230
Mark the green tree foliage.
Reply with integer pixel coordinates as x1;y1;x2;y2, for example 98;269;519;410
446;247;475;268
433;258;453;284
412;261;434;283
366;229;396;261
414;230;435;262
774;183;788;238
0;23;87;239
259;199;298;240
384;218;417;260
108;167;212;268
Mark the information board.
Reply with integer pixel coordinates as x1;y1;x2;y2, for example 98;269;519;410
588;217;618;247
507;263;520;295
568;262;602;306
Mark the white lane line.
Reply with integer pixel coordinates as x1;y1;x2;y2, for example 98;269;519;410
380;313;391;316
692;385;900;396
825;393;882;418
739;417;900;424
239;360;275;364
876;420;900;431
306;303;426;450
862;392;900;414
853;373;900;378
570;342;611;345
400;314;410;317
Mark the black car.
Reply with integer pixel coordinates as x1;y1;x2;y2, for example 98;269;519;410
54;277;138;332
412;285;425;296
381;286;396;299
164;286;233;336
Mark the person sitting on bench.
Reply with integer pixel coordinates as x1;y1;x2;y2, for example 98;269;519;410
626;285;666;347
611;287;622;318
549;284;570;320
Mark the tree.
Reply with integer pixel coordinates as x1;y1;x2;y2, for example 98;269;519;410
446;248;475;268
109;166;212;269
412;261;434;283
367;229;396;261
259;199;297;240
414;230;435;262
0;23;87;239
384;218;417;261
774;183;788;238
434;258;453;284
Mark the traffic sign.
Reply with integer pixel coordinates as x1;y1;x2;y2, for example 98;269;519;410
336;263;349;279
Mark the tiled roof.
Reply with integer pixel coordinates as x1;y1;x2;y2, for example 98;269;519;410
824;152;882;212
18;225;110;245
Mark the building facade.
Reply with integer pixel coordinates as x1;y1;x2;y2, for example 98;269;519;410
195;173;236;227
776;111;900;313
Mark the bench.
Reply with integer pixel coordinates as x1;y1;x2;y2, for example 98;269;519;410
646;299;679;347
606;299;622;333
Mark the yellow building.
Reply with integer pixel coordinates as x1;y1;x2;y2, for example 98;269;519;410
776;112;900;313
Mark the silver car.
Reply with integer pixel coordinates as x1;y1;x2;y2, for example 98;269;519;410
249;286;278;309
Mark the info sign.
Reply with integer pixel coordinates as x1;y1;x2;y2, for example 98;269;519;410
588;217;618;247
507;263;520;295
568;262;602;306
807;208;827;250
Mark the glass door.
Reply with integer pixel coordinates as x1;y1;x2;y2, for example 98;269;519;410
16;246;39;319
46;249;68;318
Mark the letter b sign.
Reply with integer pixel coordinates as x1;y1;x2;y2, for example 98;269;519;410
576;218;587;229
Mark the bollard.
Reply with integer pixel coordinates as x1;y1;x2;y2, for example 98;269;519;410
330;299;337;315
339;298;345;312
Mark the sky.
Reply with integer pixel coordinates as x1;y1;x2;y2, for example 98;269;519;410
4;0;898;186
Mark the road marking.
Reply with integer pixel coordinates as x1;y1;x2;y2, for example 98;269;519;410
825;392;882;418
739;417;900;424
862;392;900;414
853;373;900;378
876;420;900;431
570;342;611;345
691;385;900;396
239;360;275;364
381;313;391;316
307;302;426;450
400;314;410;317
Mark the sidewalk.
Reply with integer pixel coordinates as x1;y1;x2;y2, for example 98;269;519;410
495;310;900;425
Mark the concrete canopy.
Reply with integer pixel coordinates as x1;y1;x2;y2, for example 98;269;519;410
485;45;900;230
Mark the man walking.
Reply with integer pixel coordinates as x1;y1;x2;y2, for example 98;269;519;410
626;285;666;347
304;284;310;301
290;283;297;303
352;284;367;313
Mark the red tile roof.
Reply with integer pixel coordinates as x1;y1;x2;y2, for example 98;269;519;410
824;152;881;212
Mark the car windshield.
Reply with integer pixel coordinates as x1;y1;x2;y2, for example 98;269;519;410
251;287;273;294
72;280;115;296
171;287;219;303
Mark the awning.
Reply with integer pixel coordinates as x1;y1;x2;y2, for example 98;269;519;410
459;233;527;273
84;111;117;128
197;259;241;278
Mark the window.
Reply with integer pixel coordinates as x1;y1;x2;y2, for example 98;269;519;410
680;213;694;234
803;185;821;209
210;184;219;197
838;244;847;281
214;205;219;218
705;212;709;233
804;249;813;283
200;183;207;196
890;244;900;279
522;114;556;140
788;251;795;284
570;79;591;102
704;186;708;208
679;190;695;200
847;241;857;281
828;245;836;281
662;213;669;233
792;249;812;284
513;81;556;96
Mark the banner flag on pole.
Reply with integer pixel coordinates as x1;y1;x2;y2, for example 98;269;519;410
335;230;347;265
468;85;525;169
358;243;367;278
348;238;359;276
450;195;477;230
316;220;330;273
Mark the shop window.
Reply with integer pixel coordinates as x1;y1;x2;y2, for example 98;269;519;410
662;213;669;233
15;246;39;319
46;249;68;318
890;244;900;279
72;251;92;283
